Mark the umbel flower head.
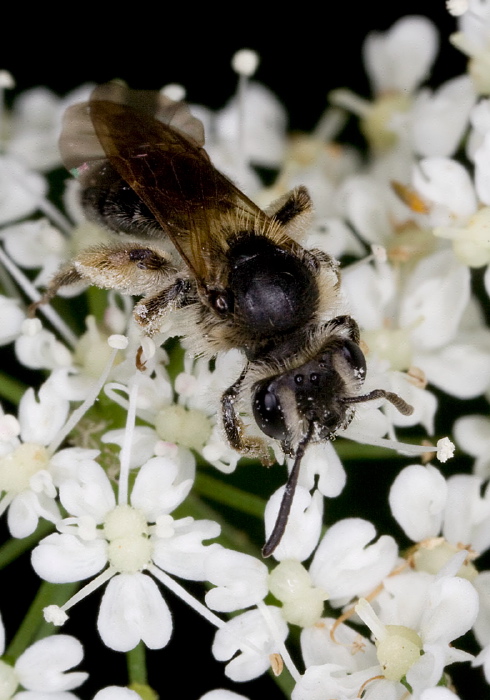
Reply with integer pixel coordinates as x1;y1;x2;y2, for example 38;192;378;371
1;5;490;699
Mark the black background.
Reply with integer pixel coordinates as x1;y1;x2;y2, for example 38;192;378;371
8;3;465;131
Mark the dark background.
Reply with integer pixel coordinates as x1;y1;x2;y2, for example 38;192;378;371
3;3;485;699
8;3;465;131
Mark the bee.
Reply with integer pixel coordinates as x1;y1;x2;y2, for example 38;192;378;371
34;83;413;556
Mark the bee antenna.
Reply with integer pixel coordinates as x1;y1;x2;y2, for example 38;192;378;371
262;422;315;558
345;389;414;416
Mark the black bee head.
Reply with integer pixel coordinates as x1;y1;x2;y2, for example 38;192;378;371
252;338;367;448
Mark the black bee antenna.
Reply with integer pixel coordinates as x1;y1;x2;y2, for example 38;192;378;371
262;421;315;558
344;389;414;416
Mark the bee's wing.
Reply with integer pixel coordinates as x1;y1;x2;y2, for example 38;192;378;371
60;83;270;285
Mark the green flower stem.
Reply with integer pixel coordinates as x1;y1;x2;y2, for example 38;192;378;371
0;371;27;406
6;580;80;659
177;486;263;558
194;472;265;519
0;520;53;570
127;641;148;686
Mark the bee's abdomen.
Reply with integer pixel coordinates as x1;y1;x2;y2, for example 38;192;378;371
80;162;160;237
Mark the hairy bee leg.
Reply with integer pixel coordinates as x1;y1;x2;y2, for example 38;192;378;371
329;314;361;343
270;186;313;226
28;265;84;316
30;244;177;317
305;247;342;289
133;277;192;333
221;367;272;463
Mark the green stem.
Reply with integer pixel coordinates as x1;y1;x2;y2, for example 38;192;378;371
194;472;265;519
0;520;54;570
127;641;148;685
0;371;27;406
6;580;80;659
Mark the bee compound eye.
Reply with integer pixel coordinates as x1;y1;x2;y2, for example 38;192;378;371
252;380;288;442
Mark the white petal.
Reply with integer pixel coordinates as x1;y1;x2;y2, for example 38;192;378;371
412;76;476;158
58;461;115;521
93;688;141;700
412;158;477;226
8;490;60;538
15;329;72;371
376;570;433;628
419;688;464;700
389;464;447;541
300;617;377;669
0;157;47;224
474;132;490;204
342;261;396;330
130;456;194;519
212;607;288;682
416;336;490;398
199;691;249;700
363;16;438;94
264;486;323;562
0;296;25;345
339;177;393;247
31;533;107;583
97;573;172;651
205;549;268;612
473;571;490;646
309;519;398;604
420;576;479;645
152;517;220;580
18;385;69;447
444;474;490;551
15;635;87;691
102;426;159;469
453;414;490;459
299;442;346;497
400;250;470;351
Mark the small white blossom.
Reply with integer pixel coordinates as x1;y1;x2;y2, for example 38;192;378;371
0;612;88;699
31;450;222;651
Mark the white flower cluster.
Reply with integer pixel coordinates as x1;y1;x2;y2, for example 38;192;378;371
1;4;490;699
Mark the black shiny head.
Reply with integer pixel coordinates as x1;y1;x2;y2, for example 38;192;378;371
252;338;367;448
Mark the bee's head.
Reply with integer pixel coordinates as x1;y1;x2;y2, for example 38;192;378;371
252;338;367;449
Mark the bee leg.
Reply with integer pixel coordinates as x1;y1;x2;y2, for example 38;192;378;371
28;265;84;316
133;278;192;333
329;314;361;343
221;367;273;464
268;185;312;226
306;248;341;286
29;244;177;317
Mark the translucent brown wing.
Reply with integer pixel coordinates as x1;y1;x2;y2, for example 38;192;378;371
60;82;270;285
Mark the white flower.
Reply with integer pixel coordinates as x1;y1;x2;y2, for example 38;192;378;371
454;413;490;477
0;379;78;537
212;606;288;682
352;559;478;695
390;463;490;559
93;688;141;700
0;612;87;699
0;157;47;225
343;248;490;399
31;452;222;651
451;0;490;94
363;16;439;95
309;518;398;608
0;296;25;346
